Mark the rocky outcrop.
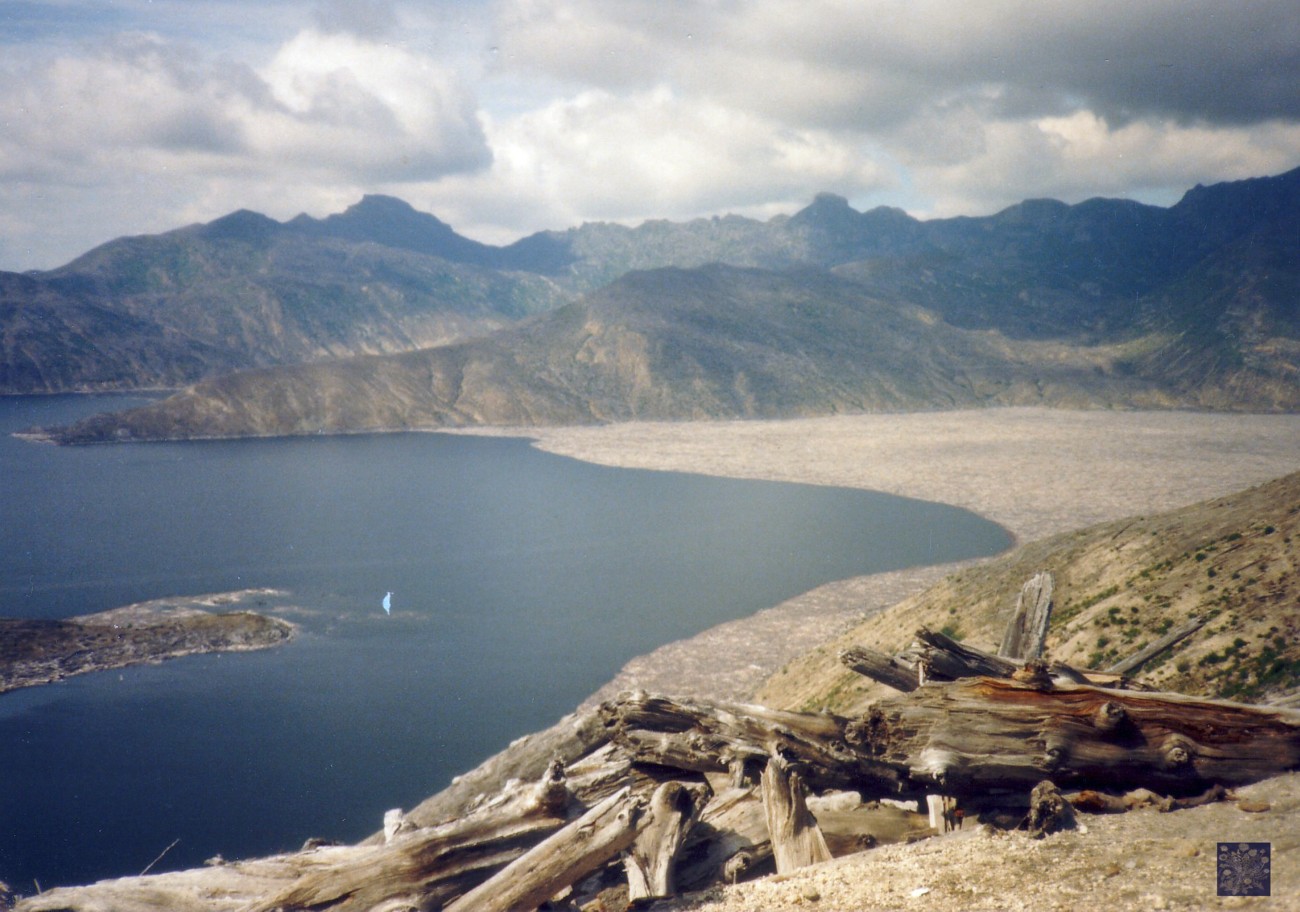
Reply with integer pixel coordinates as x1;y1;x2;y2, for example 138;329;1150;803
0;593;295;693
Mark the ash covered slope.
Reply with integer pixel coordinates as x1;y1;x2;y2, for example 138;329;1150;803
761;470;1300;714
39;264;1167;443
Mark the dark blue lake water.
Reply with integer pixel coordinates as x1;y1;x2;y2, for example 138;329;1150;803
0;394;1010;889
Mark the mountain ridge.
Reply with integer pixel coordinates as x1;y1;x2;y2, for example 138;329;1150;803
6;165;1300;440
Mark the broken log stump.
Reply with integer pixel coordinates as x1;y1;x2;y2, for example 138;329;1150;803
625;781;708;901
910;627;1020;682
999;572;1055;660
1024;780;1075;837
760;754;832;874
676;785;772;890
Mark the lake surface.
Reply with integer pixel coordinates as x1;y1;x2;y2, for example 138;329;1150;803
0;394;1011;889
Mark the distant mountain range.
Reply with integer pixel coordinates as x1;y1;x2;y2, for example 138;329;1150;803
6;166;1299;442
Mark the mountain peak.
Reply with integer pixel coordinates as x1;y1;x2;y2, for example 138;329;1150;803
200;209;283;242
790;192;861;230
344;194;434;221
810;191;852;209
286;194;501;264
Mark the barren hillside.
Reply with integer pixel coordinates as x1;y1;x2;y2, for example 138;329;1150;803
758;472;1300;714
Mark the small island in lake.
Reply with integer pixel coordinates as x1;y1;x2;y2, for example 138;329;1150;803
0;590;295;694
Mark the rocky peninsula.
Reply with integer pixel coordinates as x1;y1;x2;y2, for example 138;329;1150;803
0;590;294;694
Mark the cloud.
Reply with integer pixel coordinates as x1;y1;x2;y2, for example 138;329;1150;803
0;22;494;266
483;0;1300;221
423;85;892;241
254;29;490;179
0;28;490;182
903;113;1300;217
494;0;1300;131
312;0;400;41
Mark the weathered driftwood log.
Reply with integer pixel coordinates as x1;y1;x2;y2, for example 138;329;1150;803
999;572;1055;660
911;627;1020;681
625;781;708;901
443;786;645;912
603;682;1300;804
810;801;930;854
850;678;1300;795
676;785;772;889
246;764;574;912
1104;616;1205;676
1068;783;1231;814
839;645;919;692
371;709;609;840
760;754;832;873
904;627;1150;691
675;787;928;889
601;690;902;795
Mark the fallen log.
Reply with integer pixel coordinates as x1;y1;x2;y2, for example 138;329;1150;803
444;786;645;912
245;763;574;912
839;645;919;692
911;627;1019;681
1104;616;1205;676
1069;783;1231;814
602;681;1300;804
903;627;1151;690
849;678;1300;795
600;690;902;795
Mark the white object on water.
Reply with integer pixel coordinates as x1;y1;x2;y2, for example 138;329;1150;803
382;591;392;615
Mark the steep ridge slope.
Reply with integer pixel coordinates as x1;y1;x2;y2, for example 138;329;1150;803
37;264;1174;443
8;167;1300;432
1;203;568;393
760;471;1300;714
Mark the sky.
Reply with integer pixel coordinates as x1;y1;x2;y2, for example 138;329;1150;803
1;0;1298;272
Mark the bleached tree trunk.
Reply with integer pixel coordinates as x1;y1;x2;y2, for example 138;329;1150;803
444;786;645;912
761;754;832;874
999;571;1054;660
625;781;707;901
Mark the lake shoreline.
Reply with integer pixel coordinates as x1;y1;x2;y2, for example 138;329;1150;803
458;408;1300;702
